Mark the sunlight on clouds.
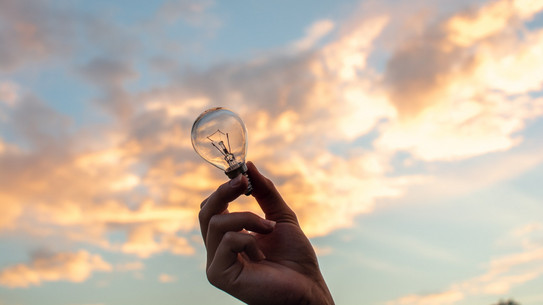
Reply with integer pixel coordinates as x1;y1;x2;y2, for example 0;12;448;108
0;0;542;296
322;16;388;82
291;19;335;52
388;290;464;305
375;94;542;161
0;194;22;230
447;0;543;46
474;29;543;94
110;174;140;191
0;120;203;258
145;96;209;118
120;228;195;258
260;151;423;236
0;250;111;288
379;0;543;161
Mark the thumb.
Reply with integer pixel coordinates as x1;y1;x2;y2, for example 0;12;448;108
246;161;298;224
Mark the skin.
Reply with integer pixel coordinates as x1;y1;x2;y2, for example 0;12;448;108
199;161;335;305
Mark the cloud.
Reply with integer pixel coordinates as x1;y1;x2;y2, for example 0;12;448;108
387;222;543;305
0;0;542;278
0;10;407;262
290;19;335;52
446;0;543;46
0;250;112;288
79;57;138;89
388;290;464;305
258;151;422;236
375;94;543;161
0;81;19;107
0;0;78;71
0;193;22;231
158;273;177;283
0;95;201;257
120;225;195;258
378;0;543;161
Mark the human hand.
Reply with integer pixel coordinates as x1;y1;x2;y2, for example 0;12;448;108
199;161;334;305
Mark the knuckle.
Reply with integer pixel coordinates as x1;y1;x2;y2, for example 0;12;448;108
207;215;222;231
206;268;221;287
264;176;275;187
238;211;257;219
222;231;237;243
215;182;230;195
198;209;207;223
199;198;208;209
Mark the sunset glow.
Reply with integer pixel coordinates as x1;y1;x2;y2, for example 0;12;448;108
1;0;542;304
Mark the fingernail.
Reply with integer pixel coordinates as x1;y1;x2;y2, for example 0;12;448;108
261;219;276;229
230;174;242;188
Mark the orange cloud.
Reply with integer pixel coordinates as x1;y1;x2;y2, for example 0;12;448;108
388;290;464;305
120;225;195;258
447;0;543;46
260;151;423;236
0;250;112;288
158;273;177;283
379;0;543;161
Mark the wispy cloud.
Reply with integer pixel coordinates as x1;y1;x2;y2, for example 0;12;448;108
0;250;111;288
290;19;335;52
158;273;177;283
387;222;543;305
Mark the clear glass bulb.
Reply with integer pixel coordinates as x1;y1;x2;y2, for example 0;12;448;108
191;107;252;195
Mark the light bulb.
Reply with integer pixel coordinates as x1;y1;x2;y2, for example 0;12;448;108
191;107;253;195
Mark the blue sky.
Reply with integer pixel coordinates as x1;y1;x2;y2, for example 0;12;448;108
1;0;543;305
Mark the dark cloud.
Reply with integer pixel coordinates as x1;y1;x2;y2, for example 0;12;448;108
383;21;476;118
9;94;73;150
79;57;137;88
78;56;138;120
0;0;77;71
177;51;321;117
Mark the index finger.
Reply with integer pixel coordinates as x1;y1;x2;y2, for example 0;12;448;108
246;161;298;224
198;174;248;243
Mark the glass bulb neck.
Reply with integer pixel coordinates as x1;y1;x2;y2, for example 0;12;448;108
225;162;248;178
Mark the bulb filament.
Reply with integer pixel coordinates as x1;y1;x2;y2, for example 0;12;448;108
207;129;237;167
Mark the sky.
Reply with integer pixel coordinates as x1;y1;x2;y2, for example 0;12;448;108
0;0;543;304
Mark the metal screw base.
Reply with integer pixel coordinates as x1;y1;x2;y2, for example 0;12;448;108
225;162;253;196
